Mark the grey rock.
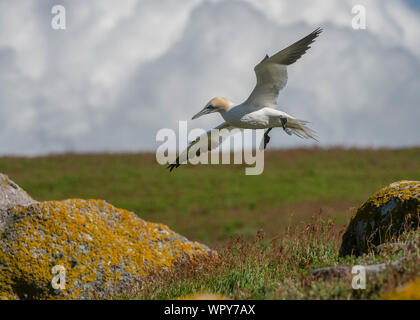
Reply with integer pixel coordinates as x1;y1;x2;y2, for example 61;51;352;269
0;173;36;234
339;180;419;257
311;255;409;281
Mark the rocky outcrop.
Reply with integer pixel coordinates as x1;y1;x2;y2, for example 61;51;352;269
339;181;419;257
0;173;36;234
0;176;212;300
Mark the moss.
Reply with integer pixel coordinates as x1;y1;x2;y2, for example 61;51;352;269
340;181;419;257
0;199;210;299
381;277;420;300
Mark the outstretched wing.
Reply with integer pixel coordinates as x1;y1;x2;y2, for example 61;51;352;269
245;28;322;108
167;122;238;171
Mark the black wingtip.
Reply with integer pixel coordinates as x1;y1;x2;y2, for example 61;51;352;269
313;27;323;37
278;26;323;66
308;27;323;42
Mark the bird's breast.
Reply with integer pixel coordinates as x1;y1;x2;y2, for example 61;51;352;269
222;107;270;129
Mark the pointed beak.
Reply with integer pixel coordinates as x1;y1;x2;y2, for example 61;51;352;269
191;106;216;120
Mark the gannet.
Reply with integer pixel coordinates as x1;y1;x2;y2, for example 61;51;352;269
168;28;322;171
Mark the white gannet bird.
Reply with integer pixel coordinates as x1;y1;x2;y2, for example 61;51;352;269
168;28;322;171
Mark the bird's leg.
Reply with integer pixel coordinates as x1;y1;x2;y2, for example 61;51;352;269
263;127;273;150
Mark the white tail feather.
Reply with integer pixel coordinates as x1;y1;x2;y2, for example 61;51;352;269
287;118;319;142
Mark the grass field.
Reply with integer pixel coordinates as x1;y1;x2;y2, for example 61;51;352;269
1;147;419;299
1;148;419;244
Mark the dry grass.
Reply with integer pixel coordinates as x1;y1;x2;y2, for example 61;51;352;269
131;216;419;300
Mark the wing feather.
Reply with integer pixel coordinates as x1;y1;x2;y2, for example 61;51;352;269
168;122;238;171
245;28;322;108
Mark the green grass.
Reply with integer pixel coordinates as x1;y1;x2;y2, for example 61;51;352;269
0;147;419;243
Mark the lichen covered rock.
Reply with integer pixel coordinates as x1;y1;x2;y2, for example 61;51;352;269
339;181;419;257
0;199;211;299
0;173;36;234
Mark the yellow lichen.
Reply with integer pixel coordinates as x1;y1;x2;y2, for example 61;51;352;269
0;199;210;299
340;181;419;257
350;181;419;222
381;278;420;300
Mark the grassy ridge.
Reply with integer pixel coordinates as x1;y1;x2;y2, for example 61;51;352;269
0;147;419;243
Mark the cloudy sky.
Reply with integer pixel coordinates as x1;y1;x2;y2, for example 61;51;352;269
0;0;419;155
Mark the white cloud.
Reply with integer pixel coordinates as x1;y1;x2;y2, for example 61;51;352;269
0;0;419;155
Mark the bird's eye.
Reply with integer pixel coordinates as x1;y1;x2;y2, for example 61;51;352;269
207;105;214;109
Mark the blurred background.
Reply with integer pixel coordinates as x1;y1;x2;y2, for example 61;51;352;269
0;0;419;244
